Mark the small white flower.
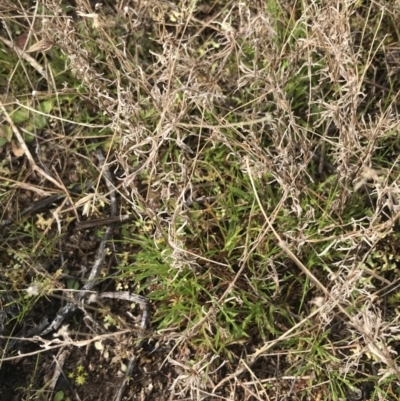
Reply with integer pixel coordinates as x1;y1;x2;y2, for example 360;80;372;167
310;296;325;308
26;285;40;297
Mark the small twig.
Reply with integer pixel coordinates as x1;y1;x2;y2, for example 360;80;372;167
0;329;134;361
99;291;150;331
0;193;65;228
76;148;117;295
109;291;150;401
74;214;134;230
176;114;274;130
81;308;107;335
40;302;78;336
95;148;117;218
78;224;114;296
41;148;117;334
48;348;71;394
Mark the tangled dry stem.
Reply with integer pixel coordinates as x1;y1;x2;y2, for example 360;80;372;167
1;0;400;400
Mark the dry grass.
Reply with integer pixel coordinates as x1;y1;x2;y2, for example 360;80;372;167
1;0;400;400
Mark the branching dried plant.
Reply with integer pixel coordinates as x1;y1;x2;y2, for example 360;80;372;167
1;0;400;400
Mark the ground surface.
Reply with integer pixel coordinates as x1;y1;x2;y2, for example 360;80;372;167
1;1;400;400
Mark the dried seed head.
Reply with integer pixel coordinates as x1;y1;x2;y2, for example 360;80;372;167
26;38;55;53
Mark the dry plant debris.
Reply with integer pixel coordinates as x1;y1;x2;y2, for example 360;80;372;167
1;0;400;400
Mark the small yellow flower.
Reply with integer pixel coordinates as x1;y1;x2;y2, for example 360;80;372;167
76;365;85;374
75;374;87;386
